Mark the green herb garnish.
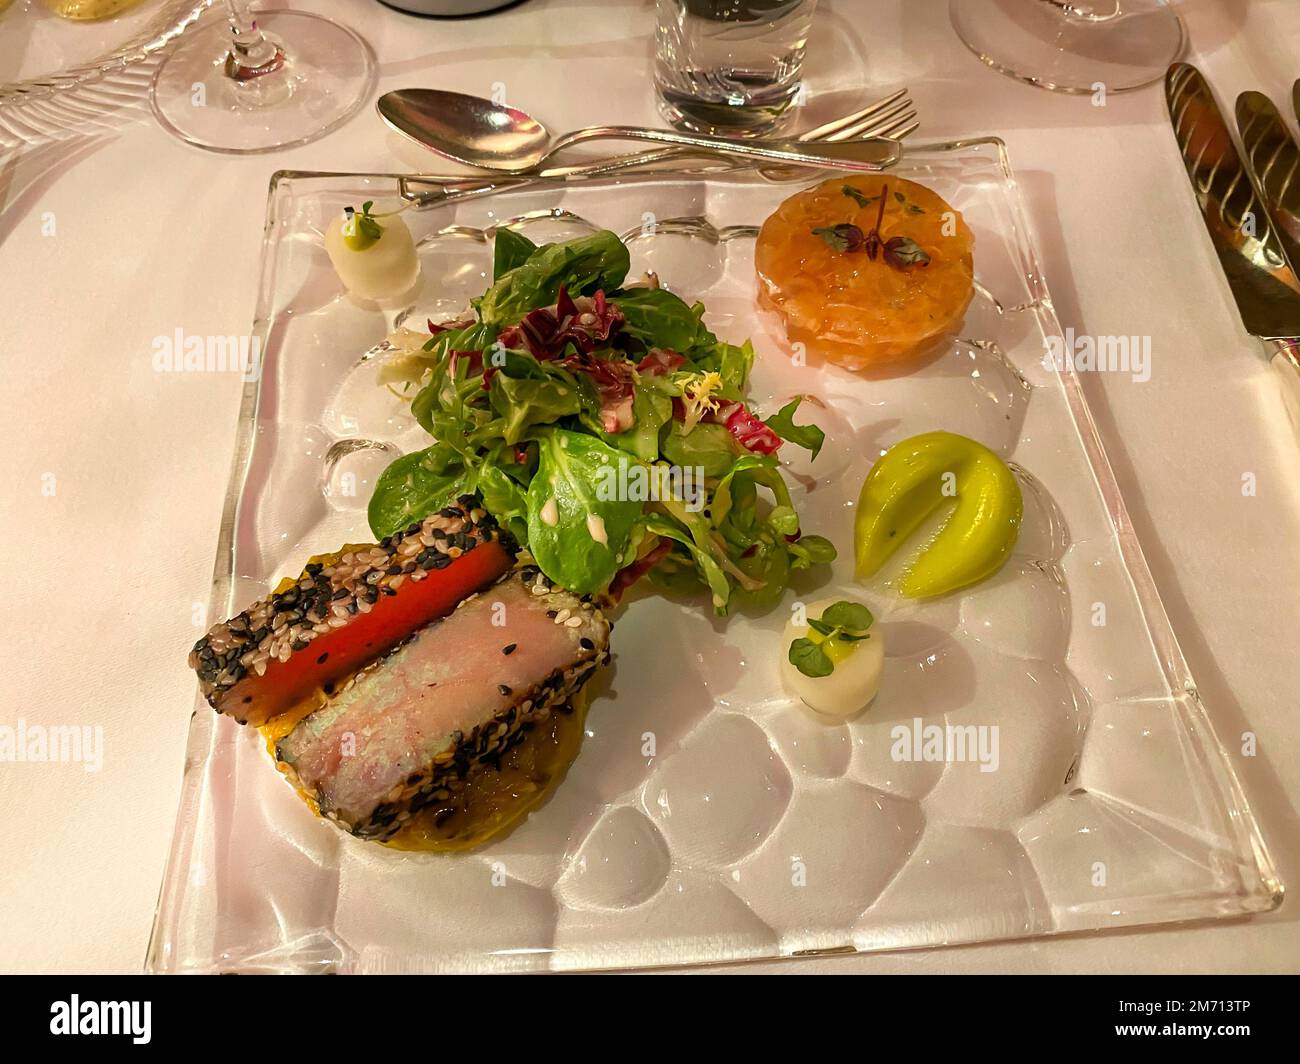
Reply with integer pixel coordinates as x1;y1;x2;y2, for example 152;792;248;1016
342;201;384;251
842;184;879;209
788;637;834;677
811;224;865;253
882;235;931;269
788;600;875;678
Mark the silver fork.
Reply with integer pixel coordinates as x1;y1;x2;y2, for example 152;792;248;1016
538;88;918;180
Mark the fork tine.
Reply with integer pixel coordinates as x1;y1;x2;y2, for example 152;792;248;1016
795;88;909;143
825;101;915;142
753;99;919;182
872;113;920;140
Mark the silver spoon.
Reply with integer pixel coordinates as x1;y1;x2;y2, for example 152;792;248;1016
377;88;900;175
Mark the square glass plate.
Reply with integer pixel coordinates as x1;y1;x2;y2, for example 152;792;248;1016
147;140;1281;973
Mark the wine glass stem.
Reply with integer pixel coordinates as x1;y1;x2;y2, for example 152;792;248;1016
223;0;286;81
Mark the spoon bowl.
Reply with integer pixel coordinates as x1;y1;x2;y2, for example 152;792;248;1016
378;88;553;171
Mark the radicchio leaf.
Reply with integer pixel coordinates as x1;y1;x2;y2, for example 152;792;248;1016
637;348;686;376
720;402;783;455
495;287;625;359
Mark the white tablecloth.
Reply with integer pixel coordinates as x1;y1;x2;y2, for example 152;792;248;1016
0;0;1296;974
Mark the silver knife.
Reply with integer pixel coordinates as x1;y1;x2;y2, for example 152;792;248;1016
1236;90;1300;275
1165;63;1300;433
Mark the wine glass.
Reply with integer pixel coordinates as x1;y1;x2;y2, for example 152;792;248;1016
150;2;376;154
949;0;1186;94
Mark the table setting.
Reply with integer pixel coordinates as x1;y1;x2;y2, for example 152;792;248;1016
0;0;1296;978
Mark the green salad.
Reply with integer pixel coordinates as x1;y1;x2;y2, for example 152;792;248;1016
368;229;834;613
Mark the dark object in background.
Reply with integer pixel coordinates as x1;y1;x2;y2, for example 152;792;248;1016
378;0;520;15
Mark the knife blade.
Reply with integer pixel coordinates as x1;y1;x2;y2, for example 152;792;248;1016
1165;63;1300;337
1166;64;1300;436
1236;90;1300;276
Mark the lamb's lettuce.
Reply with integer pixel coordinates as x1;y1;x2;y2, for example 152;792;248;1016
492;228;539;280
613;288;714;352
691;339;755;397
525;430;644;595
489;373;584;445
475;230;630;326
661;421;741;478
368;443;469;540
604;383;671;462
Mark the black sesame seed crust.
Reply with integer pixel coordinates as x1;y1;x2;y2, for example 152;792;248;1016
187;497;515;724
274;567;612;843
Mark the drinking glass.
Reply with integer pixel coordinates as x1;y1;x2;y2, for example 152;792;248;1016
654;0;818;137
949;0;1185;94
150;2;375;154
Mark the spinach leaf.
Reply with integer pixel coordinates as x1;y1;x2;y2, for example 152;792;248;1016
764;396;825;459
475;230;631;327
526;430;644;594
492;228;539;280
367;443;469;539
613;288;715;351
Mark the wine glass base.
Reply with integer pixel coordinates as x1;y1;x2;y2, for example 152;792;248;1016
949;0;1186;95
151;10;376;154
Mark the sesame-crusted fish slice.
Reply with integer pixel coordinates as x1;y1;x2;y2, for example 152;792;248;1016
275;568;611;841
188;497;516;726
